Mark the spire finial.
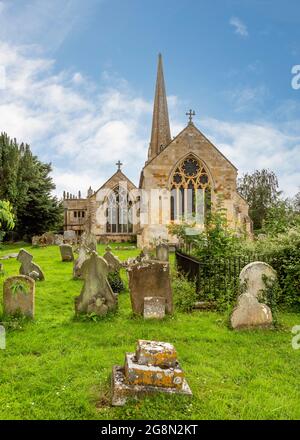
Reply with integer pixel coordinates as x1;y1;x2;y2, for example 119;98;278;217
148;53;171;160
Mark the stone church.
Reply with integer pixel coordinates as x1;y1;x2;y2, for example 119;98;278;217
63;54;252;247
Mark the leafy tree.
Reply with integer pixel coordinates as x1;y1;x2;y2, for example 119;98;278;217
0;133;63;239
237;169;281;231
262;198;300;236
0;200;15;242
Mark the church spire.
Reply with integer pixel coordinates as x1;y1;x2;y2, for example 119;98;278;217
148;53;171;160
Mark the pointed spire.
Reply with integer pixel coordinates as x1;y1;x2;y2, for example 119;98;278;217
148;53;171;160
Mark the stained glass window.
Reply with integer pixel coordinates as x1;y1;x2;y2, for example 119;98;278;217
170;155;211;223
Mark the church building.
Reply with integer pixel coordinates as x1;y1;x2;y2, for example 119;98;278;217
63;54;252;247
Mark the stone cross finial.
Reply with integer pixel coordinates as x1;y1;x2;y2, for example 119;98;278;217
186;109;195;124
116;160;122;171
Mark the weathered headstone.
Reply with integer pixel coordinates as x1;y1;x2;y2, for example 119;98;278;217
230;261;276;329
75;251;117;316
156;243;169;262
17;249;44;281
59;244;74;262
239;261;277;299
73;231;97;279
63;230;77;245
143;296;166;319
3;275;35;318
54;234;64;246
127;260;173;315
111;339;192;406
103;246;122;272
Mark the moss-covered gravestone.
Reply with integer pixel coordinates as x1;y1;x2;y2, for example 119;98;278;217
75;251;117;316
3;275;35;318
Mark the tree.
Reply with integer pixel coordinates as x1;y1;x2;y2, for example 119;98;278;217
237;169;281;231
0;133;63;239
0;200;15;242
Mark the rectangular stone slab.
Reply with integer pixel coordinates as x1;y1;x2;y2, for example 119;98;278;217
136;339;177;367
143;296;165;319
111;365;192;407
124;353;184;389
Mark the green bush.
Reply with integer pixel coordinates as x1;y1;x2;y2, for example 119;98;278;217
107;271;125;294
172;273;197;312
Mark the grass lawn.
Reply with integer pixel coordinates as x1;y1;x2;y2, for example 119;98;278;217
0;242;300;420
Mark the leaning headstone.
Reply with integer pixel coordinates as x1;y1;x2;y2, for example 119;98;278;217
230;261;276;329
156;243;169;261
103;246;122;272
144;297;166;319
3;275;35;318
59;244;74;262
127;260;173;315
17;249;44;281
73;231;97;279
111;339;192;406
75;251;117;316
63;230;77;245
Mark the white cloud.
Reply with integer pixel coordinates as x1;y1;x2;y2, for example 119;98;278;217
0;0;91;52
225;85;267;112
230;17;249;37
0;40;152;197
201;118;300;197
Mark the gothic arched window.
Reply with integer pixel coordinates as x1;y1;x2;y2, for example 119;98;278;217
170;156;211;223
106;186;133;233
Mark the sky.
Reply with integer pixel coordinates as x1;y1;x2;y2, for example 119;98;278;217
0;0;299;198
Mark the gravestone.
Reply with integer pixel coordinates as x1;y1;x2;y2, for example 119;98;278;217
156;243;169;262
54;234;64;245
239;261;277;299
111;339;192;406
3;275;35;318
231;261;276;329
103;246;122;272
127;260;173;315
75;251;117;316
63;230;77;245
0;263;3;273
59;244;74;262
144;297;166;319
17;249;44;281
73;231;97;279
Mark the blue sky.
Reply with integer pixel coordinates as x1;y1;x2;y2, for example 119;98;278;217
0;0;299;196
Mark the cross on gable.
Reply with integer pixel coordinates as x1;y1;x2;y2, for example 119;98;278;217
116;160;123;171
186;109;195;123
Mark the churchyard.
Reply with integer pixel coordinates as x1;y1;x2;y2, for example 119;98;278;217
1;242;300;420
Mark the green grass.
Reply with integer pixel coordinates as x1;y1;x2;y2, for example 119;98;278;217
0;242;300;420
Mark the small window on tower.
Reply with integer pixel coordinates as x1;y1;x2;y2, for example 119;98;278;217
78;211;81;218
82;211;85;218
74;211;77;218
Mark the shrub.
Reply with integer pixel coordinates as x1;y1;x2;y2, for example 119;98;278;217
107;271;125;294
172;273;197;312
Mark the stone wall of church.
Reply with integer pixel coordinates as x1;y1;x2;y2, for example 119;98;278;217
139;123;252;247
